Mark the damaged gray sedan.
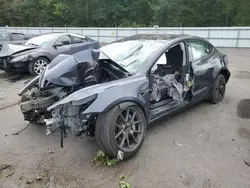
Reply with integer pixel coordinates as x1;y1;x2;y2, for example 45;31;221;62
19;34;231;160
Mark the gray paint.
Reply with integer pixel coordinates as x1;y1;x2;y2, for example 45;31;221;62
47;34;231;123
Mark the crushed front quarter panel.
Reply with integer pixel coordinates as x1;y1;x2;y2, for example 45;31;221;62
48;74;149;114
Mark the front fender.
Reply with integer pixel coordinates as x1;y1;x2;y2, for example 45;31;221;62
18;75;40;96
82;78;148;114
102;99;149;122
28;49;53;61
47;75;149;114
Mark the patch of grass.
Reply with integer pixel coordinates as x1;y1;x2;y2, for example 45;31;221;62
91;151;118;166
119;175;131;188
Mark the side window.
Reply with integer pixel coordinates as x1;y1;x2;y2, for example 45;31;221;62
71;35;88;44
151;53;167;73
56;35;71;45
188;40;213;61
151;43;185;75
12;33;25;41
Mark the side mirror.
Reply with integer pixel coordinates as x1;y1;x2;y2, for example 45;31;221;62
205;48;210;54
53;41;63;48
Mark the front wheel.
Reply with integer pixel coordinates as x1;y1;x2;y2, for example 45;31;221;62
95;104;147;160
28;57;49;76
209;74;226;104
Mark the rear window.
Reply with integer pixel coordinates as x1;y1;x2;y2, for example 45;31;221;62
12;33;25;41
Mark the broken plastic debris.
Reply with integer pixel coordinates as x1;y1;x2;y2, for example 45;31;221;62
48;150;55;154
117;150;124;161
35;176;43;181
26;179;33;184
173;140;183;147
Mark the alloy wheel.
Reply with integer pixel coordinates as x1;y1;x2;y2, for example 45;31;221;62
215;77;226;102
33;59;48;75
114;107;144;152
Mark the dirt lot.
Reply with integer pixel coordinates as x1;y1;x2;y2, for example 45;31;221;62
0;48;250;188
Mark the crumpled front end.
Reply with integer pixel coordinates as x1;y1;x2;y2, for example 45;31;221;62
44;93;99;146
20;86;66;123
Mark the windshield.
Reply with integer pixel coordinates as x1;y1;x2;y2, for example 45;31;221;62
25;34;59;46
0;33;8;41
100;40;165;74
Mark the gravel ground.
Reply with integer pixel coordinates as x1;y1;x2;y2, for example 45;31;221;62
0;48;250;188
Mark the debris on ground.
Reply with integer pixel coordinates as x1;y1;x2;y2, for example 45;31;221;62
48;150;55;154
119;174;131;188
173;140;183;147
91;151;118;166
244;160;250;168
0;164;14;179
26;179;33;184
117;150;124;161
0;171;14;179
0;164;9;171
12;122;31;135
18;171;50;186
35;176;43;181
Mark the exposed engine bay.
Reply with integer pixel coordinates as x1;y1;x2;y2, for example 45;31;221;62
19;49;128;124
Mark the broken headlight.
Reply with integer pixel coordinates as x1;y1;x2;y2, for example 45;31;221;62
10;54;30;63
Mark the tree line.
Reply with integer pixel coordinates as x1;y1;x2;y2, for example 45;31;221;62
0;0;249;27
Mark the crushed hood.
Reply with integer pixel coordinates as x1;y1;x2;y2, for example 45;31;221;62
39;49;101;88
0;43;37;57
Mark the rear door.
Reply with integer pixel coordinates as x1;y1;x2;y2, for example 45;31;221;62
69;34;100;54
187;39;215;100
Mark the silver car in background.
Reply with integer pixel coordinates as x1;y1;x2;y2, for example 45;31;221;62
0;32;35;51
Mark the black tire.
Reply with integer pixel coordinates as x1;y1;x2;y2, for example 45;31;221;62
28;57;49;76
96;104;147;160
209;74;226;104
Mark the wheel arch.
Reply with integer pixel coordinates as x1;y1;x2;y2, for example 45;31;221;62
102;97;149;123
35;56;51;62
218;68;231;83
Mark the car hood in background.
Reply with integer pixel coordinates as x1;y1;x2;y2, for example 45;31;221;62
0;43;38;57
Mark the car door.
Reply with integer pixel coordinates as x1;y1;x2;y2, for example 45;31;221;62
51;35;72;59
187;39;215;101
69;35;100;54
148;42;190;121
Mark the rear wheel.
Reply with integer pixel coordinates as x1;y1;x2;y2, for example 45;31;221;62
28;57;49;76
209;74;226;104
96;104;147;160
